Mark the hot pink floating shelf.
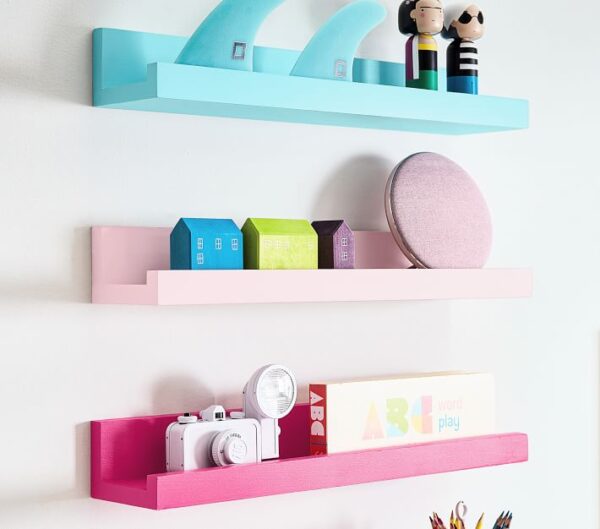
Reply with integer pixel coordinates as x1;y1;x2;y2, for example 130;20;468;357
91;227;533;305
91;404;528;510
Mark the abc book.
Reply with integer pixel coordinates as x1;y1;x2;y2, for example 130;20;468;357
309;372;495;455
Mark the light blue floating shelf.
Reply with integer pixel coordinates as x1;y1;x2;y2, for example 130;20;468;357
93;28;529;135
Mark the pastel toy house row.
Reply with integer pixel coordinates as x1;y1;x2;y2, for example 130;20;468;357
242;218;318;270
170;218;243;270
312;220;355;269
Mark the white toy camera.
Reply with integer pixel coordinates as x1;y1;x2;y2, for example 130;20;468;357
166;365;297;471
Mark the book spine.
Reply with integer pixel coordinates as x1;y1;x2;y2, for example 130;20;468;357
309;384;327;455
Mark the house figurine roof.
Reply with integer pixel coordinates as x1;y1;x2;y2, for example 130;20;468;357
243;218;316;235
176;218;241;234
311;220;347;236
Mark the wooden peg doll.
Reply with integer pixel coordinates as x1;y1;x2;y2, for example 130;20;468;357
442;4;485;94
398;0;445;91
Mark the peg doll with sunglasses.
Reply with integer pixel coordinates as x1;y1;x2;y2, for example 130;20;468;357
398;0;445;90
442;4;485;94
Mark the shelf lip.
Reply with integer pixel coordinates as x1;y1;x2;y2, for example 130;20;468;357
93;432;528;510
92;268;533;305
92;28;529;134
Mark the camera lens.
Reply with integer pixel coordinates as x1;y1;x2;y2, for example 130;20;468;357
211;430;248;466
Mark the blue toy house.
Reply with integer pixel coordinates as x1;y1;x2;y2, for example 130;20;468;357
170;218;243;270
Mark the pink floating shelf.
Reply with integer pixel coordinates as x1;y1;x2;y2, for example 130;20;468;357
91;226;533;305
91;404;528;510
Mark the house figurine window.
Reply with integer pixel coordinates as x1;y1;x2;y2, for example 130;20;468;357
341;251;349;262
341;237;349;247
197;253;204;265
197;237;204;250
215;238;222;250
231;238;239;251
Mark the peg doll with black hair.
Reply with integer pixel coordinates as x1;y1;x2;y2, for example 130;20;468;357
398;0;445;90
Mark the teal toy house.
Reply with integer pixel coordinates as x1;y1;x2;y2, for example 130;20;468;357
170;218;243;270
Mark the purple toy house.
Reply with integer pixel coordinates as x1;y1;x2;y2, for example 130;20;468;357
312;220;355;269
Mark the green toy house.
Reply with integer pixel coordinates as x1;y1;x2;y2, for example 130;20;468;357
241;218;318;270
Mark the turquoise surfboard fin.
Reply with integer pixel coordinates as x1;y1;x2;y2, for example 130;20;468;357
176;0;285;71
290;0;386;81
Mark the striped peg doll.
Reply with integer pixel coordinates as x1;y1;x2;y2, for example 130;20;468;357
442;4;485;94
398;0;445;91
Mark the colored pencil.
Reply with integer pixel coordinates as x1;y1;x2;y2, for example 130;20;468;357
493;511;505;529
506;513;513;528
433;512;447;529
428;506;511;529
494;511;513;529
475;513;484;529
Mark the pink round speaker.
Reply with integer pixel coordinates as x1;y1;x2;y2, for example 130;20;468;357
384;152;492;269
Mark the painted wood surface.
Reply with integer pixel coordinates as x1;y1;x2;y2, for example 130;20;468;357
92;28;529;134
91;226;533;305
91;404;528;510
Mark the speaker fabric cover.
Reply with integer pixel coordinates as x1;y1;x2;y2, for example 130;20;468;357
385;152;492;269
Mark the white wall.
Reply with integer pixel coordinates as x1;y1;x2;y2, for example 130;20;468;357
1;0;599;527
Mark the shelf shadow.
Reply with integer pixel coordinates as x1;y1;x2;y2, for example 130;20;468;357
151;375;214;417
0;422;90;511
0;2;92;106
0;227;90;304
311;155;392;231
